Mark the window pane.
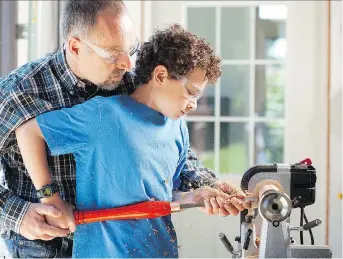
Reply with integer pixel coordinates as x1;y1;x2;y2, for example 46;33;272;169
187;85;215;116
254;122;284;164
220;123;249;174
255;5;287;60
255;65;285;118
187;122;215;170
221;7;250;59
187;7;216;51
221;65;250;116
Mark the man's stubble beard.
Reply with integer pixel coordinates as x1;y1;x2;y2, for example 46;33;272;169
97;80;121;91
97;69;126;91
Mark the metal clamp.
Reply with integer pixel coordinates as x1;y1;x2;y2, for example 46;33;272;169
219;232;240;257
290;219;322;231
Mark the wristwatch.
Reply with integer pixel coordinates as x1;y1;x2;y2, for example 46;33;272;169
36;182;59;199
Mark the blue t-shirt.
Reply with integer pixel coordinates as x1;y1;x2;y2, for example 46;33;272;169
36;95;189;258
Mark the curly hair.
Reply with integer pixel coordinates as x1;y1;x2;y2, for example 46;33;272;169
134;24;221;85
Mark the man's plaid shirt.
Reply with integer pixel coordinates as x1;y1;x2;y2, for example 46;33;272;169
0;47;217;234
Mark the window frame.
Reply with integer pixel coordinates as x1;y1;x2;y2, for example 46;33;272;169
182;1;287;175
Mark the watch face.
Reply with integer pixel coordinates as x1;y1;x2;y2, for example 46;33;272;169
43;187;52;196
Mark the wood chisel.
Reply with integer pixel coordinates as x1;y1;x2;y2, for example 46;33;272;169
74;197;257;225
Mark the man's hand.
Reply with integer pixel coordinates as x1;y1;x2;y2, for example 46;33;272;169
212;180;251;210
19;203;70;240
42;194;76;233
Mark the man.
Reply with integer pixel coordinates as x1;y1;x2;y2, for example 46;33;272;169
0;0;247;257
15;24;233;257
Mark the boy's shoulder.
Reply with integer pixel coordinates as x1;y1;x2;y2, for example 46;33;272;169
87;95;133;115
179;117;188;133
90;94;128;107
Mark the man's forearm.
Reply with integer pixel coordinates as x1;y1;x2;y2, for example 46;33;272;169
172;191;189;202
0;185;31;233
178;149;217;191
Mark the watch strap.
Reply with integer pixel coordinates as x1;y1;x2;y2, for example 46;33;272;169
36;182;59;199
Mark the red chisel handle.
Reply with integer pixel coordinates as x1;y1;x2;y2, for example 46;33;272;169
74;201;171;225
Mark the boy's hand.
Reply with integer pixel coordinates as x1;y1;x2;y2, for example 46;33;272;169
212;180;251;209
177;187;245;217
41;194;76;232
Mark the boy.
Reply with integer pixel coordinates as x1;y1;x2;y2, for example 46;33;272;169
15;24;234;257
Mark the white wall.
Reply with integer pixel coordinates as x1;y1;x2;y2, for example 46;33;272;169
285;0;328;248
329;1;342;257
285;2;342;257
123;1;141;39
36;1;59;57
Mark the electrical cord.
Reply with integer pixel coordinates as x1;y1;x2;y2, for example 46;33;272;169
300;207;304;245
300;206;315;245
303;211;315;245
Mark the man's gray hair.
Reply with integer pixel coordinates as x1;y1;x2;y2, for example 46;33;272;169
61;0;125;42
